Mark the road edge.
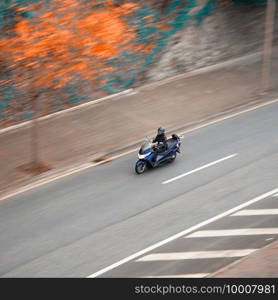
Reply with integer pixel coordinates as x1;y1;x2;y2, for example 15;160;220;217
207;239;278;278
0;48;268;135
1;95;278;201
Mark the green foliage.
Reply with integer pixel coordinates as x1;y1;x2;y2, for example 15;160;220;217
65;82;89;106
0;0;40;32
194;0;216;25
0;1;16;30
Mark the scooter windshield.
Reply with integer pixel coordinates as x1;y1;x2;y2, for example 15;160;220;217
140;141;152;154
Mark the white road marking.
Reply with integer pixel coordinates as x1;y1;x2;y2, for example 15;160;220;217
186;228;278;238
136;249;257;261
87;187;278;278
162;154;237;184
272;193;278;197
141;273;210;278
232;209;278;216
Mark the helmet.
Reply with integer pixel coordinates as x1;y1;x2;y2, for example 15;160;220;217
157;127;165;135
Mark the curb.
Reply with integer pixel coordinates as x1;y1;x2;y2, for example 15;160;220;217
207;240;278;278
3;46;277;135
100;93;277;158
1;94;278;200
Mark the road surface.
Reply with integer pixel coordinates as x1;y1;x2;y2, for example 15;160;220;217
0;101;278;277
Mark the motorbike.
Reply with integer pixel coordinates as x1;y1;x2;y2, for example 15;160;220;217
135;133;182;174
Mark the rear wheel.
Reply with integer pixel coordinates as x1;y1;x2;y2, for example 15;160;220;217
135;161;146;174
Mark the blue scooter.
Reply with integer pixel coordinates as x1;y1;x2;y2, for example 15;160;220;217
135;134;182;174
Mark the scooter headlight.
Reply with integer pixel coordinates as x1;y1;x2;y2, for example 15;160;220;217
138;153;150;159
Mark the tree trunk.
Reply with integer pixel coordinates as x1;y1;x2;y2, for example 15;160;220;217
31;94;39;168
261;0;276;94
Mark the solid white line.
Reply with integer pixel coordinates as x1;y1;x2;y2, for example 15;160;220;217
162;154;237;184
186;228;278;238
87;187;278;278
141;273;210;278
231;209;278;216
136;249;257;261
272;193;278;197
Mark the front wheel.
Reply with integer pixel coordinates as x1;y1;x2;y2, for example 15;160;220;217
135;160;147;174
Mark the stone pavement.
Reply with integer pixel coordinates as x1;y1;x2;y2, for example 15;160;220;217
1;49;278;196
209;240;278;278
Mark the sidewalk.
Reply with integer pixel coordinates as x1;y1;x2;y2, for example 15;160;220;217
1;50;278;196
209;240;278;278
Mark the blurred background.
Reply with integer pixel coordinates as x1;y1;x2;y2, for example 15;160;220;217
1;1;278;280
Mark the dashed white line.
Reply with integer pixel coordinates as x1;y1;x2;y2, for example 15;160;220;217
186;228;278;238
136;249;258;261
232;209;278;216
162;154;237;184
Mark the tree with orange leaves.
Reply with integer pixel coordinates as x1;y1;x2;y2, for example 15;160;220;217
0;0;137;170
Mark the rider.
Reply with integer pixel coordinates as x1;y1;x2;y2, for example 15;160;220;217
152;127;168;157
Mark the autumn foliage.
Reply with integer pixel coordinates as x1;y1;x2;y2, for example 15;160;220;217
0;0;137;120
1;0;255;126
1;0;214;126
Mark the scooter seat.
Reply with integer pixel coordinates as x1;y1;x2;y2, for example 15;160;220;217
166;138;176;149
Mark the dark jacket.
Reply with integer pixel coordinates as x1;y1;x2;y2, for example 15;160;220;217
153;133;167;144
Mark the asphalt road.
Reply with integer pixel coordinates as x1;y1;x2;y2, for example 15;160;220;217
0;101;278;277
